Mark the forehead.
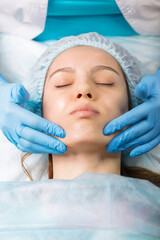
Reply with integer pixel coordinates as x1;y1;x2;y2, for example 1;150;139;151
48;46;120;71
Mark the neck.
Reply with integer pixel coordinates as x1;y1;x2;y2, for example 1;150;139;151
52;146;121;180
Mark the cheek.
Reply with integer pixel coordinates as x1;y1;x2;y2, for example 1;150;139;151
43;91;67;123
98;89;129;145
105;87;129;120
116;90;129;115
121;87;129;113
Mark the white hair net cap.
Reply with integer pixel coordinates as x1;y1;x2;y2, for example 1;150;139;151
24;32;143;116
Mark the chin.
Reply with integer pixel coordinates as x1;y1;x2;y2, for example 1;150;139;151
50;118;119;150
61;133;112;152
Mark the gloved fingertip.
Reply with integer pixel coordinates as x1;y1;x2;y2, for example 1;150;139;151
135;83;148;100
103;127;113;135
25;90;30;101
19;88;30;103
11;85;28;104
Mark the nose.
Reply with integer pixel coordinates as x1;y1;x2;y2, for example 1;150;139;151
75;83;94;99
77;92;92;99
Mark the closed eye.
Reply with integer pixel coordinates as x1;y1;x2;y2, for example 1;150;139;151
55;84;71;88
97;83;114;86
55;83;114;88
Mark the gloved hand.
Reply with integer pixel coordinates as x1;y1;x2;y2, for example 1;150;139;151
0;74;67;154
103;68;160;157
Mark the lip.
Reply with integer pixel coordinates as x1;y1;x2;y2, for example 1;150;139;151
71;110;99;117
70;104;99;117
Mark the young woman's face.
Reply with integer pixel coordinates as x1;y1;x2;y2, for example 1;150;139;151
42;46;129;150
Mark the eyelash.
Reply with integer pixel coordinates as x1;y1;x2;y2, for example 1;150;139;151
55;83;114;88
55;84;71;88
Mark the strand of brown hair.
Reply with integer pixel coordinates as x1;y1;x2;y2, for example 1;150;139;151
21;153;160;187
21;152;33;181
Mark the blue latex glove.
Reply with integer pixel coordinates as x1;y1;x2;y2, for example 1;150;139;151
103;68;160;157
0;74;67;154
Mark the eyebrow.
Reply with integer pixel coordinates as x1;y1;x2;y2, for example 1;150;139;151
49;65;120;79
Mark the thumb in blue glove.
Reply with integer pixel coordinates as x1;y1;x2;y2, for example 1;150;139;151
135;83;148;100
10;84;30;106
103;68;160;157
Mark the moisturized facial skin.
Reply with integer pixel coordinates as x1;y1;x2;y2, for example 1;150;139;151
42;46;129;179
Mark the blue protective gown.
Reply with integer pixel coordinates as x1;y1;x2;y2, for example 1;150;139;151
34;0;138;42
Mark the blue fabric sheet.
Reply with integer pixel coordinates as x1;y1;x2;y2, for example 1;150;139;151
34;0;138;41
0;173;159;239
